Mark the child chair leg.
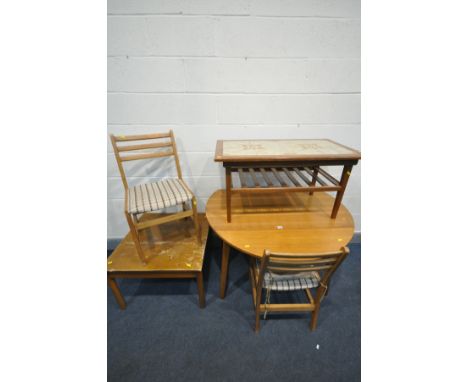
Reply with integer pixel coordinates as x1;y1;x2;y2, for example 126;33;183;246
125;212;146;264
310;304;321;331
191;197;201;243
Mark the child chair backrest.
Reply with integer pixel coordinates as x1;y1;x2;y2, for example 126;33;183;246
110;130;182;190
258;247;350;290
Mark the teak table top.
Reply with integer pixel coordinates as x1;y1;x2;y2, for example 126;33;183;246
214;139;361;163
107;214;208;273
205;190;355;258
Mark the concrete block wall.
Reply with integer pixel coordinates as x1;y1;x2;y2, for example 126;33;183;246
108;0;361;238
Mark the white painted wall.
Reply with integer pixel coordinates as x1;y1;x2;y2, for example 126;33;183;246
107;0;361;238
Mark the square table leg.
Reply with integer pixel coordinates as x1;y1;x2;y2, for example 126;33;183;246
107;275;127;310
196;272;206;308
219;241;230;298
331;164;353;218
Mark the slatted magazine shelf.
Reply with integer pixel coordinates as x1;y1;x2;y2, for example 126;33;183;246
214;139;361;222
234;166;340;192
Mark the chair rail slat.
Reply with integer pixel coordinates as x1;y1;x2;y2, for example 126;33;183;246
117;141;172;152
113;133;171;142
268;250;343;258
120;151;173;161
269;257;338;265
268;265;333;272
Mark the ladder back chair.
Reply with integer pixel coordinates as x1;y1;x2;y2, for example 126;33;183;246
110;130;201;264
249;247;349;332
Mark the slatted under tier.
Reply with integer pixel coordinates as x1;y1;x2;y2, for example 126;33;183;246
231;166;341;192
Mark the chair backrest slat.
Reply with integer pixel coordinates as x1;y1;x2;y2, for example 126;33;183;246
268;265;333;272
113;132;171;142
268;256;338;265
119;151;174;162
267;251;342;258
117;142;173;152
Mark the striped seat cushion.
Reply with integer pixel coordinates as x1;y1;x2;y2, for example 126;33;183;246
127;178;193;214
262;269;321;291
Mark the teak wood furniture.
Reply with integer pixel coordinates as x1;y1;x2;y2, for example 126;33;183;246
214;139;361;222
110;130;201;264
250;247;349;332
205;189;355;300
107;214;208;310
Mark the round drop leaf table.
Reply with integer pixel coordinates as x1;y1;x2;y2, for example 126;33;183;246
205;190;355;298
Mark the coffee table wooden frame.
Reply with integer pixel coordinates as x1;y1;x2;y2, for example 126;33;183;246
107;213;208;310
107;271;205;310
214;139;361;222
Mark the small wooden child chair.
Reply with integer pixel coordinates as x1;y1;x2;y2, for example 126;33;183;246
110;130;201;264
249;247;350;332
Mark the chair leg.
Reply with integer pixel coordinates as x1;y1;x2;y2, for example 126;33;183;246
254;283;263;333
125;212;146;264
182;201;190;221
180;203;191;238
196;272;206;308
310;303;321;331
142;214;158;248
220;241;230;299
255;310;261;333
191;197;201;243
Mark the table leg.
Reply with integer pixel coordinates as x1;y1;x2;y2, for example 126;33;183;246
107;276;127;310
225;167;232;223
196;272;206;308
309;166;319;196
220;241;230;299
331;164;353;218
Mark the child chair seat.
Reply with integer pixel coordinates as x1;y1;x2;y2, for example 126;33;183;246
128;178;193;214
259;266;321;291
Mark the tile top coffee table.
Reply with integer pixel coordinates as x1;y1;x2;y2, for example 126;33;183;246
214;139;361;222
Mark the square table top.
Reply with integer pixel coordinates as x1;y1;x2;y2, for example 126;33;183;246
107;214;207;273
214;139;361;163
